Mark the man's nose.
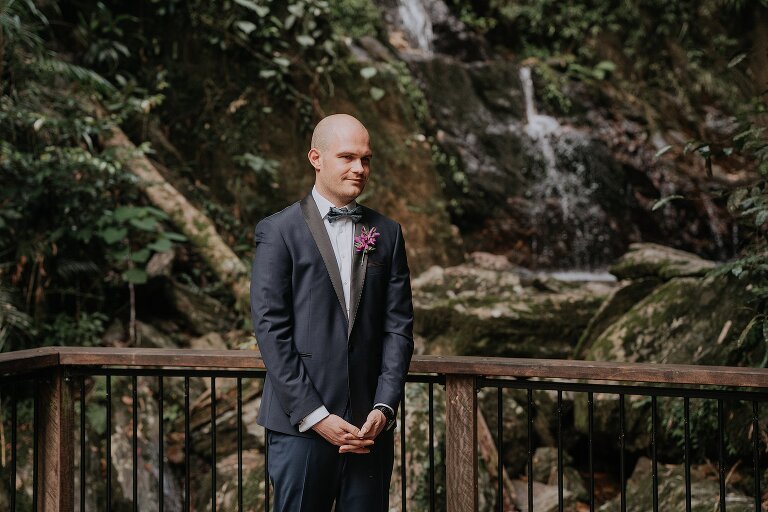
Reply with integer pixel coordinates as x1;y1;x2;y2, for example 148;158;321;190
350;159;364;173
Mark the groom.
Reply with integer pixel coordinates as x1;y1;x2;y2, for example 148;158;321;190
250;114;414;511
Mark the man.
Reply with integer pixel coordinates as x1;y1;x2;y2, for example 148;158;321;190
250;113;414;511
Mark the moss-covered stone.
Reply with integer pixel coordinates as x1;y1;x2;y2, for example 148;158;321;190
586;274;756;366
574;278;661;358
609;243;716;281
414;259;614;358
598;457;754;511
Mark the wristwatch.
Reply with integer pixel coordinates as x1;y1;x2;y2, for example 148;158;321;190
374;405;397;431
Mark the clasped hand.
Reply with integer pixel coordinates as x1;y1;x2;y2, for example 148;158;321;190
311;410;387;454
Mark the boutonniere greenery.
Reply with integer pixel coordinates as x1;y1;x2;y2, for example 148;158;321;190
354;226;380;263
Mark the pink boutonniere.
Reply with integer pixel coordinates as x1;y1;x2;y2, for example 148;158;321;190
354;226;380;264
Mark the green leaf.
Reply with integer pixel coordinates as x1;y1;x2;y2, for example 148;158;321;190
727;53;748;68
369;87;385;101
164;232;188;242
296;35;315;47
360;67;377;79
654;145;672;158
651;195;685;211
148;238;172;252
273;57;291;68
99;227;127;244
114;206;142;222
259;69;278;78
131;248;151;263
235;20;257;35
756;209;768;227
123;268;148;284
233;0;269;16
144;206;169;220
129;217;158;231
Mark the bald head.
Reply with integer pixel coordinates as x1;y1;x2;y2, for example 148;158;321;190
307;113;372;207
311;114;368;153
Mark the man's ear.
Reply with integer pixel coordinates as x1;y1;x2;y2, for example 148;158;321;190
308;148;322;170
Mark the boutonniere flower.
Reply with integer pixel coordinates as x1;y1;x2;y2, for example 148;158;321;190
354;226;380;264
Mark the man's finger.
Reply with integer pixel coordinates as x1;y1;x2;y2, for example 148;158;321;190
358;420;372;437
339;444;370;454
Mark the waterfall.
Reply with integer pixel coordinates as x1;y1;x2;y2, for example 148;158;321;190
520;66;606;268
519;67;583;220
397;0;434;54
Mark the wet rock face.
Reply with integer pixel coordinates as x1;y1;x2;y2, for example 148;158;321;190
409;55;635;269
413;253;616;358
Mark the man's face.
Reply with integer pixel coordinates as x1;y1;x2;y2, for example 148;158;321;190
310;123;372;206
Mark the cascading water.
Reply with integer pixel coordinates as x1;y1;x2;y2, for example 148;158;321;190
397;0;434;54
519;66;609;269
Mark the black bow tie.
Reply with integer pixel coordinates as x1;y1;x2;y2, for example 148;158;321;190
327;205;363;223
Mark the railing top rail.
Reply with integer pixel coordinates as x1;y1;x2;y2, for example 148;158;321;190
1;346;767;388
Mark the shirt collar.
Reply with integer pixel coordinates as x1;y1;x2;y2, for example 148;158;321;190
312;186;357;220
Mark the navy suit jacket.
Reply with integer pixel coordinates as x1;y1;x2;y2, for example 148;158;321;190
250;193;414;438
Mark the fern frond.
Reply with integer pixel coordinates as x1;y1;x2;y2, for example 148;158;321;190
33;58;116;96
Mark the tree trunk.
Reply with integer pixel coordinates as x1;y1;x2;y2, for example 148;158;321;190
102;125;250;310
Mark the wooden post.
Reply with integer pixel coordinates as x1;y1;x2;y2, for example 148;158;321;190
445;375;478;512
36;367;75;512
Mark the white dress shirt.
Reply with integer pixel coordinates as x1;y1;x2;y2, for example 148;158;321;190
298;187;393;432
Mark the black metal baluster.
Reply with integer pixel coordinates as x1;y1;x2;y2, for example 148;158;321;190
237;378;243;512
684;397;691;512
428;382;435;512
527;388;534;512
719;399;726;512
588;391;595;512
753;401;760;512
10;386;16;512
211;377;217;512
80;377;86;512
651;396;658;512
106;375;112;512
497;386;503;512
265;426;270;512
619;394;626;512
33;384;38;512
558;390;563;512
184;376;190;512
159;376;164;512
401;384;407;512
132;375;138;512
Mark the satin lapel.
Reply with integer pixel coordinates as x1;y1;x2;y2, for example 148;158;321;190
299;195;347;317
348;216;369;337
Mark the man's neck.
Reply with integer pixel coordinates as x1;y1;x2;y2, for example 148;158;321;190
313;185;355;209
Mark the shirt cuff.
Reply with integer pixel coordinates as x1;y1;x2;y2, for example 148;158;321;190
373;403;394;416
298;405;330;432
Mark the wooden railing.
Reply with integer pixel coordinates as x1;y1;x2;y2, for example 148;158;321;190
1;346;767;512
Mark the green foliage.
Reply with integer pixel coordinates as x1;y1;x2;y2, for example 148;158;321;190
42;311;108;347
0;0;167;347
96;204;186;285
330;0;383;39
0;282;34;351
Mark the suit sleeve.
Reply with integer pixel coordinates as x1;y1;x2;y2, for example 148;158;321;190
373;223;415;411
250;219;325;426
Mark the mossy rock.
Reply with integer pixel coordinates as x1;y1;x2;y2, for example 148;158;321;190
586;274;757;366
598;457;754;511
609;243;716;281
414;262;613;358
574;277;661;358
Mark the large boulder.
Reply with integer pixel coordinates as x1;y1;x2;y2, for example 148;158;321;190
585;273;756;366
598;457;754;511
413;253;615;358
609;243;716;281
